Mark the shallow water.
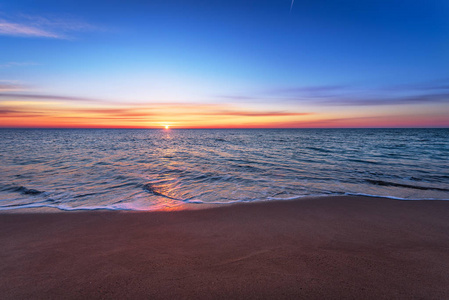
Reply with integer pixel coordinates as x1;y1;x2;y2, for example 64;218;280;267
0;128;448;211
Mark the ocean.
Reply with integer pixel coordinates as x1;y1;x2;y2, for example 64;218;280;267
0;128;448;211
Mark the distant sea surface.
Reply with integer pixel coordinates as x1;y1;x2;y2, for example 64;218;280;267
1;128;448;211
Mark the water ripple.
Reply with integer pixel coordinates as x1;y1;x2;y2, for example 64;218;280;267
0;128;448;211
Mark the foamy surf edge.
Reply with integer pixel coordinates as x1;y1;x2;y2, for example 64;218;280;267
1;192;448;213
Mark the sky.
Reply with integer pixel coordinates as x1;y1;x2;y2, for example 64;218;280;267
0;0;448;128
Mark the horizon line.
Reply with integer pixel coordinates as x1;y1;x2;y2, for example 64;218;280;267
1;126;448;130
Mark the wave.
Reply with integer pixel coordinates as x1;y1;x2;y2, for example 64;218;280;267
365;179;449;192
0;184;44;195
343;192;449;201
142;183;181;200
306;146;332;153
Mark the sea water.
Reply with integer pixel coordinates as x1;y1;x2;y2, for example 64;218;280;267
0;128;448;211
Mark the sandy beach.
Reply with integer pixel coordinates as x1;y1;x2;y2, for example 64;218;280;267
1;196;449;299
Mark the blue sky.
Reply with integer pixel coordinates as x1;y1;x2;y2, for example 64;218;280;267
1;0;448;127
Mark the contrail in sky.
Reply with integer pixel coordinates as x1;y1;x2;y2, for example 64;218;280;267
290;0;294;12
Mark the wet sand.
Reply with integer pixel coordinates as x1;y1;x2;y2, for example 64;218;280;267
1;196;449;299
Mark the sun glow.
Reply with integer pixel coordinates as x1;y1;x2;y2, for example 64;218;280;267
164;125;170;130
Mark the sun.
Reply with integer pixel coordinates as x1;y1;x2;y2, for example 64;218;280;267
164;125;170;130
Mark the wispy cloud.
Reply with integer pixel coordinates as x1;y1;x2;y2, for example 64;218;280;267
206;110;311;117
0;91;313;128
323;92;449;106
219;95;258;100
270;85;347;96
217;85;349;102
71;106;312;119
0;21;60;38
0;62;39;69
0;108;19;114
72;108;157;118
0;92;103;102
383;79;449;92
0;83;24;92
0;14;98;39
220;80;449;106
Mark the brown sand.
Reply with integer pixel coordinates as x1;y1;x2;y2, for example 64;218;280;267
1;196;449;299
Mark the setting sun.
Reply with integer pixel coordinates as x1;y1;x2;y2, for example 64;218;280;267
164;125;170;130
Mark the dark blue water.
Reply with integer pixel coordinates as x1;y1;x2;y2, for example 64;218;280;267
0;128;448;211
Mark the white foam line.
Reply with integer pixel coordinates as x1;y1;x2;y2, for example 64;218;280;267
184;193;339;205
343;192;449;201
1;193;448;212
0;202;144;212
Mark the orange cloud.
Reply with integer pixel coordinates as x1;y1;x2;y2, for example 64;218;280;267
0;99;314;128
1;90;447;128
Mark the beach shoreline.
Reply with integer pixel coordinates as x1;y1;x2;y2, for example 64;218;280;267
1;195;449;299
